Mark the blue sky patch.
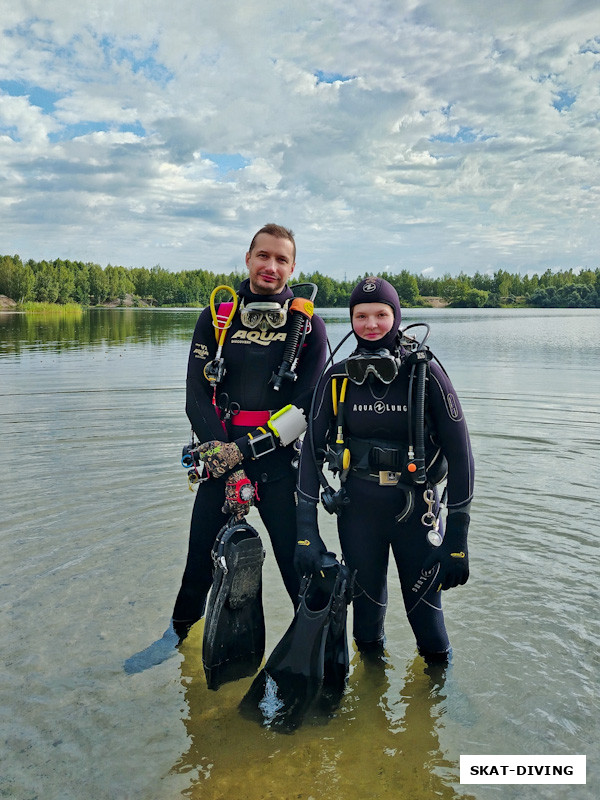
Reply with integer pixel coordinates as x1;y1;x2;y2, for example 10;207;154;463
430;126;480;144
0;80;63;114
204;153;250;175
48;121;110;142
119;121;146;137
314;70;355;84
96;35;173;85
0;123;20;142
47;121;146;143
553;90;576;111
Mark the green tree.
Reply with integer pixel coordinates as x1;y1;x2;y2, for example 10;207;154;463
72;262;90;304
105;265;135;300
0;255;35;301
88;263;109;304
385;270;419;305
54;260;76;303
451;287;489;307
493;269;513;298
33;261;59;302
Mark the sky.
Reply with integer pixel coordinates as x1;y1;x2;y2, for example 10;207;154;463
1;0;600;281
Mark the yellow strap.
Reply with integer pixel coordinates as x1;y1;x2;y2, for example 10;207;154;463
209;285;238;348
339;377;348;403
331;377;348;416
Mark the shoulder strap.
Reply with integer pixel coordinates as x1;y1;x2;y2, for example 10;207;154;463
215;301;234;339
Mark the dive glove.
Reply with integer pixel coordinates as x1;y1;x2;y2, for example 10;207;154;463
421;511;470;591
222;468;255;520
294;498;328;576
198;440;243;478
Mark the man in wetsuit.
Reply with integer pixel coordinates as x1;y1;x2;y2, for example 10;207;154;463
295;277;474;663
172;224;328;641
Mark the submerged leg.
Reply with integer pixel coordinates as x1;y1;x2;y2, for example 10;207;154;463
123;619;185;675
172;479;230;628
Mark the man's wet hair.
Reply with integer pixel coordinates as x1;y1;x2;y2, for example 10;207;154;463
248;223;296;261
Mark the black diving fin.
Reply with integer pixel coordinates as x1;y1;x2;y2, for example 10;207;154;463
202;519;266;690
239;553;354;732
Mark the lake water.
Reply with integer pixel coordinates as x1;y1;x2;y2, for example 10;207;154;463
1;307;599;800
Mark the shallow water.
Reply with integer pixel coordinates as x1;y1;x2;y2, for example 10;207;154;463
1;307;598;800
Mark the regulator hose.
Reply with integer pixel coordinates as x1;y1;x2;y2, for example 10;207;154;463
272;283;317;391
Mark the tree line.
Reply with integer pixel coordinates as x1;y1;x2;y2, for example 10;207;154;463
1;254;599;309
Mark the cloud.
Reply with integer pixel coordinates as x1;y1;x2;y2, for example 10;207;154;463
1;0;599;277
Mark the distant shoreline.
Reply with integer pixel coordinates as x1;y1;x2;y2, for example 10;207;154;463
3;293;598;312
0;293;459;311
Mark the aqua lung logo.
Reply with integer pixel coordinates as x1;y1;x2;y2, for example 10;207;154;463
446;392;460;419
363;280;377;292
353;402;408;413
231;329;287;346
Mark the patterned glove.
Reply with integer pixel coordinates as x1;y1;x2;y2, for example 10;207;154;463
198;440;243;478
222;468;256;520
421;512;470;591
294;498;328;576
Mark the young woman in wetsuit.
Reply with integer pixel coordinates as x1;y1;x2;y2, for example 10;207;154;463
294;276;474;662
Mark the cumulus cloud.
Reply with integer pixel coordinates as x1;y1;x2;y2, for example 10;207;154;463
1;0;599;277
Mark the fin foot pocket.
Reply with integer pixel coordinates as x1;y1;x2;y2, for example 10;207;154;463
227;538;264;608
202;521;266;690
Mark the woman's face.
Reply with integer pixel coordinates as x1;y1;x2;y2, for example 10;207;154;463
352;302;395;341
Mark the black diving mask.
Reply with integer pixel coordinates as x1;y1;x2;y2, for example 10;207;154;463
240;301;288;331
345;349;400;385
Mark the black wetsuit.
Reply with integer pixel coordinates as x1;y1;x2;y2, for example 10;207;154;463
173;280;328;624
297;354;474;656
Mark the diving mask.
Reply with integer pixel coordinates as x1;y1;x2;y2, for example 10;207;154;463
345;348;400;385
240;301;288;331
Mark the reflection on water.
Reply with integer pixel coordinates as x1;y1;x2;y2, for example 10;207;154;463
1;307;599;800
0;307;198;355
173;624;472;800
